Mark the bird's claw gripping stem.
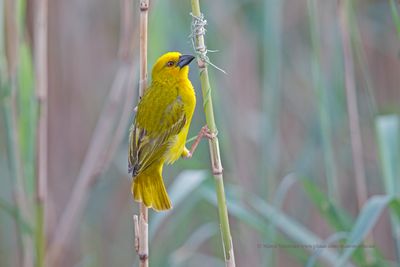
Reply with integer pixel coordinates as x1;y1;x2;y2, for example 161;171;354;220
184;125;216;159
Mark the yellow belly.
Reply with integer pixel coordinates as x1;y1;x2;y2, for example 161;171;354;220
163;79;195;164
164;124;189;164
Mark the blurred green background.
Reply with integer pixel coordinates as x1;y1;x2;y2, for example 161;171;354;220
1;0;400;266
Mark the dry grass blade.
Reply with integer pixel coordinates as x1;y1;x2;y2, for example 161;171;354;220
2;1;33;266
338;0;373;260
338;0;368;211
47;57;137;267
33;0;48;266
46;0;138;265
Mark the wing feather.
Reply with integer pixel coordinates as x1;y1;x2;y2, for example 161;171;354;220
129;96;186;176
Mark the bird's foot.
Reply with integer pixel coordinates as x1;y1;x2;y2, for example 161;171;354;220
183;125;216;159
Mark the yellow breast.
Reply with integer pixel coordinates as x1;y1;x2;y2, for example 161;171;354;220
164;79;196;164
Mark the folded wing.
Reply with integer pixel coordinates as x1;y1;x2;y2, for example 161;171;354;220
129;96;186;176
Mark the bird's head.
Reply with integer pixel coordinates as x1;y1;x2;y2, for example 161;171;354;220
151;52;195;82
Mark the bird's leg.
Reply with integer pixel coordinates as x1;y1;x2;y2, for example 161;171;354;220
183;125;215;159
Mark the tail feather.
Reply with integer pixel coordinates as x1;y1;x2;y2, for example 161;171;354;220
132;171;172;211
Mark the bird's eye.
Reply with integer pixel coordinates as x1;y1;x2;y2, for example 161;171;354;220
166;61;175;67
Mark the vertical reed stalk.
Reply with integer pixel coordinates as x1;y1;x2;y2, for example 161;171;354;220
2;0;33;266
376;116;400;263
307;0;339;202
261;0;282;200
338;0;374;261
390;0;400;39
190;1;236;266
138;0;148;97
34;0;48;266
262;2;283;265
133;1;149;267
338;0;368;211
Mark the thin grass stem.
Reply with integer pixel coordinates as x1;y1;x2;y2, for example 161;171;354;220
390;0;400;39
2;0;33;266
338;0;374;262
338;0;368;213
307;0;339;203
33;0;48;266
135;1;150;267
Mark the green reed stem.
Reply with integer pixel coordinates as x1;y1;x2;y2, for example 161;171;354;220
390;0;400;39
33;0;48;266
190;1;236;266
1;1;34;266
307;0;339;203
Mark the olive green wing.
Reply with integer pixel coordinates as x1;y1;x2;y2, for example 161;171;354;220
128;97;186;176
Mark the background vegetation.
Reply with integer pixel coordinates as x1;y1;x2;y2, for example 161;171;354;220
0;0;399;266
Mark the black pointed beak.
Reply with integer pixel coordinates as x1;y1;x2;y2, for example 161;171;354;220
177;54;195;69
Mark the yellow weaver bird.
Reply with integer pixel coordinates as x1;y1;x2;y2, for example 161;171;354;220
129;52;201;211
